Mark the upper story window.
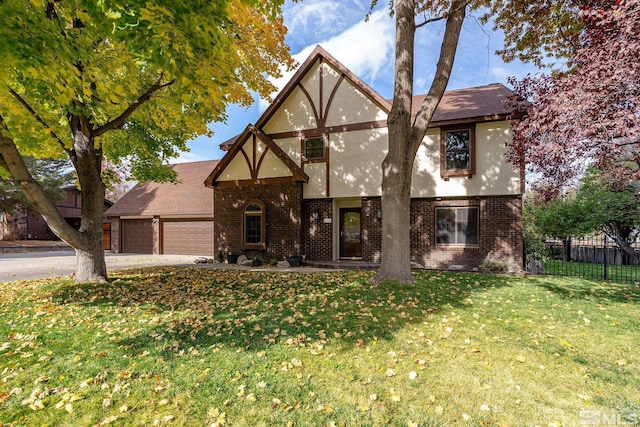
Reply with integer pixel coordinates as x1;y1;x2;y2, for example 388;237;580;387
435;206;479;246
303;136;326;162
440;125;475;178
243;200;266;249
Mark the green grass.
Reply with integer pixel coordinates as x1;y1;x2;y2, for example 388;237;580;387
1;268;639;426
544;260;640;284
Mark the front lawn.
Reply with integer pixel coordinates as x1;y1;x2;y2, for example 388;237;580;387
1;268;639;426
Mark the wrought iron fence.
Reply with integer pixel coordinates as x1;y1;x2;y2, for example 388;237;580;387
541;235;640;284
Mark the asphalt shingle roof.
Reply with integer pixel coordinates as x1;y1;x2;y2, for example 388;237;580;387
105;160;218;217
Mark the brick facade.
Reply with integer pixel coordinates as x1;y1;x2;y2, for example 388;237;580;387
361;198;382;262
151;178;521;269
300;195;522;271
110;218;121;253
214;182;303;260
407;196;523;271
303;199;334;260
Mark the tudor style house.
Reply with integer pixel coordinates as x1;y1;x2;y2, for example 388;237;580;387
205;46;523;271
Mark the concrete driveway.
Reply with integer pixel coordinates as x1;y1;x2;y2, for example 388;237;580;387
0;251;195;282
1;251;336;282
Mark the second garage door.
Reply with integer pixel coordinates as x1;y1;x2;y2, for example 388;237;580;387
163;220;214;255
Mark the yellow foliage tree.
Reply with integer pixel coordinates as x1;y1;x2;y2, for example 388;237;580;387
0;0;293;282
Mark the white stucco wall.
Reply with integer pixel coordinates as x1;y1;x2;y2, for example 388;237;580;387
216;53;520;199
411;121;520;197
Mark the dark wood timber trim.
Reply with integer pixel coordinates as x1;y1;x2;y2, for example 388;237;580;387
268;120;388;140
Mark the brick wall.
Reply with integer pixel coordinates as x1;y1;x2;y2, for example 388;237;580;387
358;196;522;271
0;205;28;240
303;199;333;260
110;218;121;253
361;198;382;262
408;196;523;272
214;182;303;260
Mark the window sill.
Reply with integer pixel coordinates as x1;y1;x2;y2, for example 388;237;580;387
435;245;480;251
242;244;266;251
441;172;474;180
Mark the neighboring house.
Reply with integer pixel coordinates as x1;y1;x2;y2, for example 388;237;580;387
0;185;113;248
105;160;217;255
205;46;523;270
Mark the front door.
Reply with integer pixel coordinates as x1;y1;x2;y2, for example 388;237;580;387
340;208;362;259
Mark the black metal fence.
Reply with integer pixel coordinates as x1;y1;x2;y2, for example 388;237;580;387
542;235;640;284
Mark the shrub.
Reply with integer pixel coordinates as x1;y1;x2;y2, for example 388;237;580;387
251;256;264;267
479;258;508;273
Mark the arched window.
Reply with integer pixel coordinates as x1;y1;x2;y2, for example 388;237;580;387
243;200;265;249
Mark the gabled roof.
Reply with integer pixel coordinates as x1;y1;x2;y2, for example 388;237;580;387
205;125;308;187
255;45;392;132
105;160;217;217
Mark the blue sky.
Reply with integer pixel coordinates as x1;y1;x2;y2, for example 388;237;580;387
174;0;541;163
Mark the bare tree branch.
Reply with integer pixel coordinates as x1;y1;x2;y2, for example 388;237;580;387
412;0;467;140
93;74;176;137
415;14;445;28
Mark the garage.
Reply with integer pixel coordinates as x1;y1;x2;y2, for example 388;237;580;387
162;220;214;255
122;219;153;253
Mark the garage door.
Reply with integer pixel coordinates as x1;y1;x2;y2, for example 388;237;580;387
163;220;214;255
122;219;153;253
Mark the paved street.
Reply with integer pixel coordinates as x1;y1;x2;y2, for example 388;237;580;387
0;251;195;282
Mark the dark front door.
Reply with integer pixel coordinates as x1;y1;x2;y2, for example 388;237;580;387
340;208;362;259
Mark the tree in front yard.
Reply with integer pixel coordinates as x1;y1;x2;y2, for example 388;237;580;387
528;168;640;264
505;0;640;198
0;1;293;282
372;0;467;284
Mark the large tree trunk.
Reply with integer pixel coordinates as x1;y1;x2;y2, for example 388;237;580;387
372;0;466;284
607;223;639;265
1;116;109;283
68;116;108;283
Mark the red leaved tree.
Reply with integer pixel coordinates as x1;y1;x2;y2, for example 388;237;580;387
506;0;640;198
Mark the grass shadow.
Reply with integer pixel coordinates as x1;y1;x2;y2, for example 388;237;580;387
526;275;640;305
47;267;516;357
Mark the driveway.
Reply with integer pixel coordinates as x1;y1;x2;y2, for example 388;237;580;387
0;251;195;282
1;251;336;282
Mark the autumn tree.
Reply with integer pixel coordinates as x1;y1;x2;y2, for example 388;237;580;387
574;169;640;264
0;1;293;282
504;0;640;197
526;168;640;264
370;0;630;283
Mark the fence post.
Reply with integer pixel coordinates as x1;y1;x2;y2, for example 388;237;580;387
603;235;608;281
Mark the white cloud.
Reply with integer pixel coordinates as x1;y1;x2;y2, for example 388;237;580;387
169;150;208;164
285;0;347;39
261;9;395;110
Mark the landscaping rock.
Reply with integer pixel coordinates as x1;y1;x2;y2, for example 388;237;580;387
410;261;425;270
448;264;465;271
277;260;290;268
237;255;252;266
194;257;208;264
526;255;546;275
